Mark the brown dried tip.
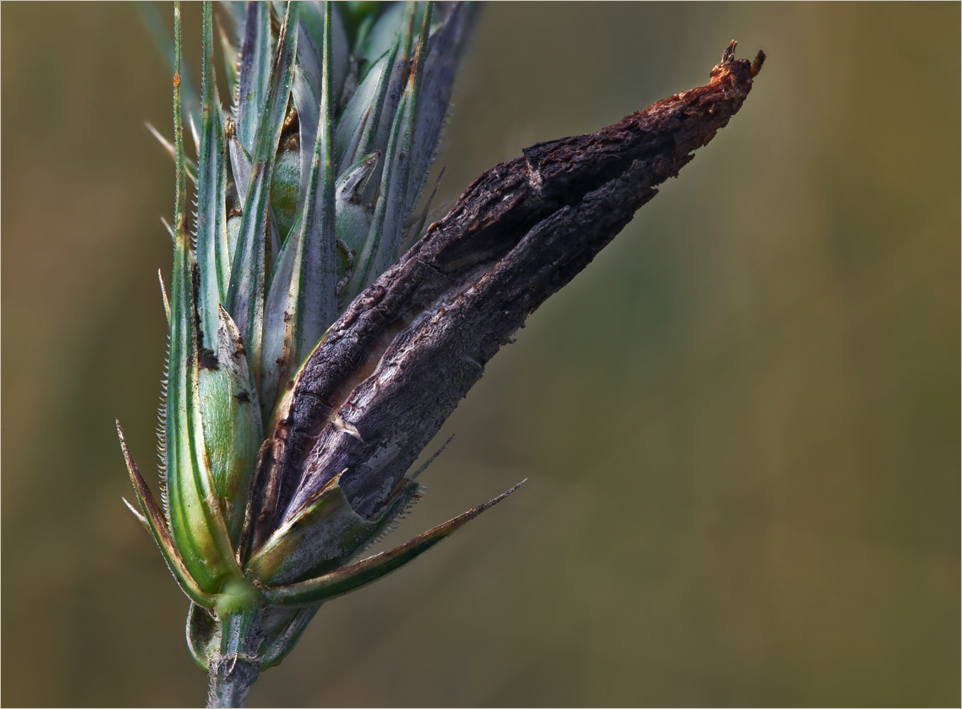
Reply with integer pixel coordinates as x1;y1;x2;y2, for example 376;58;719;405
720;40;766;79
722;39;739;64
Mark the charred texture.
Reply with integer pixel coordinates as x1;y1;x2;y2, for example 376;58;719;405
241;44;764;555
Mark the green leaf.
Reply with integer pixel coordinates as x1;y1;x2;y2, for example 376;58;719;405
261;1;338;418
166;3;246;594
228;134;252;203
296;22;323;101
226;1;301;391
245;477;369;585
366;4;432;283
292;66;319;202
245;476;423;586
186;602;217;670
404;2;476;218
234;1;273;154
187;5;253;469
166;208;241;595
270;146;302;242
348;92;410;292
117;421;218;609
258;606;321;669
355;2;417;204
227;135;282;274
197;307;264;545
355;1;407;67
334;151;379;266
217;14;240;108
300;1;350;103
194;2;230;353
332;45;395;178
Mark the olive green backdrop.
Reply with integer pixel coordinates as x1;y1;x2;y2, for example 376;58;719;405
3;3;959;706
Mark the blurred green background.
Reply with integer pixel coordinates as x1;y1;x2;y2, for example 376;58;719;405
3;3;959;706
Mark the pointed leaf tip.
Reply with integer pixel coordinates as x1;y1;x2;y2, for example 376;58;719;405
116;420;218;608
157;269;171;324
122;496;149;526
260;479;526;607
146;122;198;184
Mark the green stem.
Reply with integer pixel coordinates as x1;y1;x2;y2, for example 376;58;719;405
207;656;260;708
206;610;263;708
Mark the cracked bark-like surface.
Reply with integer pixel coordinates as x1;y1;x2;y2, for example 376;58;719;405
243;42;765;552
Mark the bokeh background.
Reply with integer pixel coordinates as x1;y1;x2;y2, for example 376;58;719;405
3;3;959;706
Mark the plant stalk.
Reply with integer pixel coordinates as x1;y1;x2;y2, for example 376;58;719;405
206;609;263;708
207;655;261;708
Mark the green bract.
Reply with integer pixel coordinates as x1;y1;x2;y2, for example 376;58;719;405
118;1;518;697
